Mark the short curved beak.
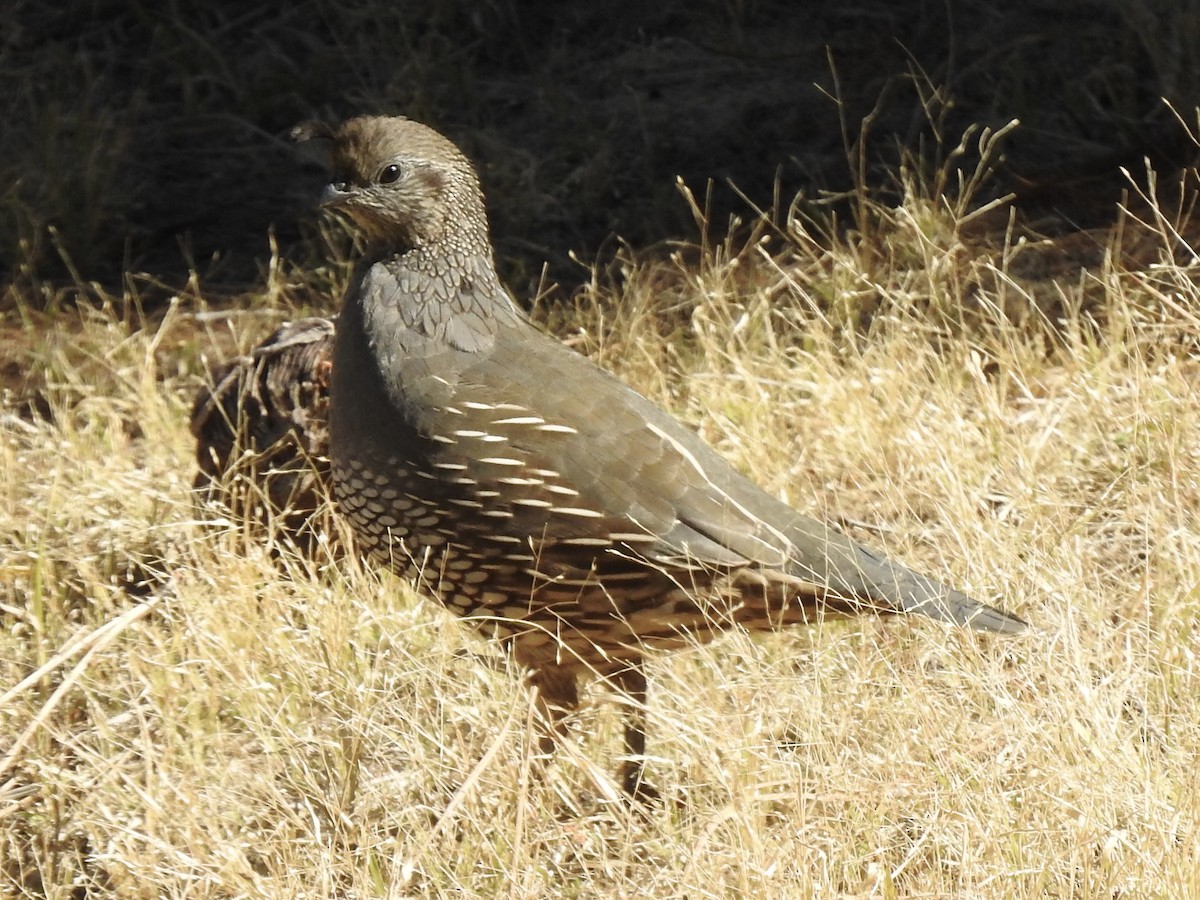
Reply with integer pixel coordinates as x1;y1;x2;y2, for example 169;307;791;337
320;182;355;208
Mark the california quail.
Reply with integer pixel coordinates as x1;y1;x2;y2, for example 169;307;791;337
192;317;337;557
291;115;1025;798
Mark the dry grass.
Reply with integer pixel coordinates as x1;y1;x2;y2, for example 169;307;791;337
3;163;1200;897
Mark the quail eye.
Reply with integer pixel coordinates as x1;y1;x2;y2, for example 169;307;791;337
378;163;403;184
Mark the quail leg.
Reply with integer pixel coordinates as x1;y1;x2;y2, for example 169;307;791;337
612;662;657;802
529;664;579;760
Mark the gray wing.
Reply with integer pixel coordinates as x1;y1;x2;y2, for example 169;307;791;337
454;322;1024;634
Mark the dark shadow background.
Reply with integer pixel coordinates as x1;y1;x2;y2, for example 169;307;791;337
2;0;1197;306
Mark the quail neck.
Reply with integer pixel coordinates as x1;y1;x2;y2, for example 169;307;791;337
318;116;524;361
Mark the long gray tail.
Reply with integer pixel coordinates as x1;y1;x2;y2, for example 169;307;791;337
789;520;1026;634
850;543;1026;632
